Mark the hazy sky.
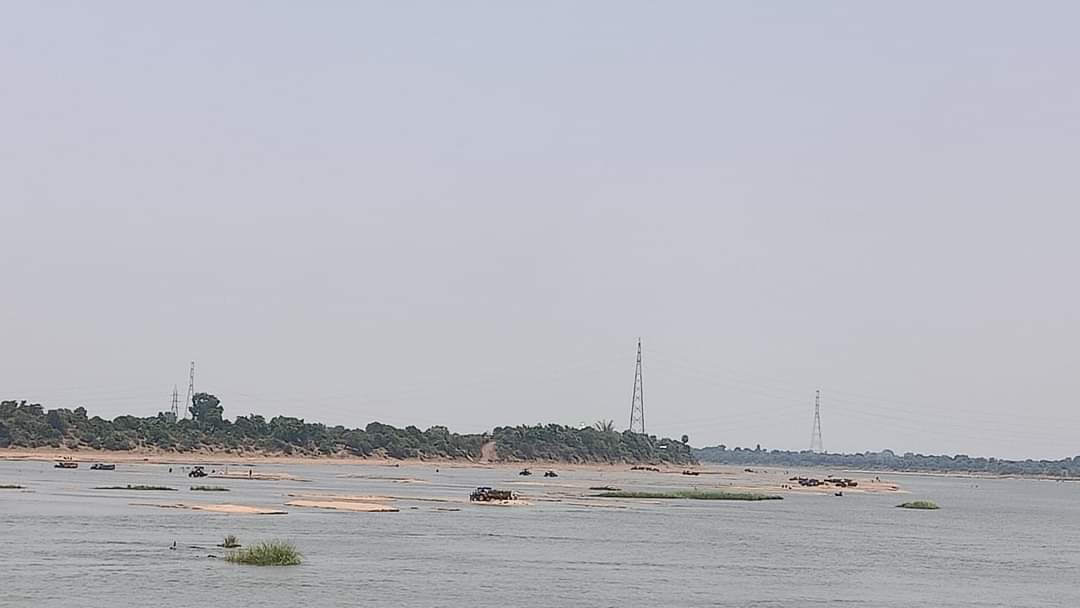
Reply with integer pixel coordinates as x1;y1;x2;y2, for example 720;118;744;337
3;2;1078;459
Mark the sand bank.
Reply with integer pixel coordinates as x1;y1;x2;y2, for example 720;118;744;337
695;480;904;496
132;502;287;515
470;499;531;507
336;474;428;483
288;492;464;505
286;499;398;512
0;448;682;471
0;448;446;467
287;493;394;502
209;470;307;482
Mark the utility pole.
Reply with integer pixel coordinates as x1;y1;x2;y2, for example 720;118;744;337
810;389;824;453
185;361;195;419
628;338;645;434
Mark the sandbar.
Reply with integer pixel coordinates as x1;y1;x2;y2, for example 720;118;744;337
287;493;393;502
210;471;307;482
470;499;531;507
336;474;428;483
132;502;287;515
286;499;398;512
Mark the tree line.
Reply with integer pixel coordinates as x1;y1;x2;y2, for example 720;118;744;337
693;444;1080;477
0;396;694;465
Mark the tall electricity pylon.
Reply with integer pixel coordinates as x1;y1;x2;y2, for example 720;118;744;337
185;361;195;419
628;339;645;434
810;389;824;453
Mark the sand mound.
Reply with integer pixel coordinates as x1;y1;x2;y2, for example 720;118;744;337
286;499;398;512
470;499;531;507
132;502;287;515
210;471;306;482
289;492;464;505
287;493;393;502
336;475;428;483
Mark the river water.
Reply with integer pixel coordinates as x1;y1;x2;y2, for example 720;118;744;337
2;460;1079;607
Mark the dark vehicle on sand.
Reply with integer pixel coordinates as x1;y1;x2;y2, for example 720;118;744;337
470;487;516;502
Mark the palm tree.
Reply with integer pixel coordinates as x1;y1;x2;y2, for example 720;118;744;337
593;420;616;433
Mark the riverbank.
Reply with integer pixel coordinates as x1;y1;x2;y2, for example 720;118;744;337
0;447;1019;490
0;447;685;470
1;447;419;466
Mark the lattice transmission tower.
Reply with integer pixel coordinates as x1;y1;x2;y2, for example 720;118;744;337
628;338;645;434
810;389;824;453
170;385;179;421
185;361;195;419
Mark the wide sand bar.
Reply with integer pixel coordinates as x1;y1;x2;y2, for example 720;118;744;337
132;502;288;515
286;499;399;512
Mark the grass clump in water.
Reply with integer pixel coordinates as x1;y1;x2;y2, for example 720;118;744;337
225;541;301;566
190;485;230;492
96;485;177;491
897;500;940;510
595;489;782;501
219;534;241;548
0;484;24;489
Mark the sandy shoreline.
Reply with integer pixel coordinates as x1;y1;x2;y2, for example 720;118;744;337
131;502;288;515
7;446;1051;485
0;447;454;466
286;499;399;512
2;447;919;503
0;447;688;471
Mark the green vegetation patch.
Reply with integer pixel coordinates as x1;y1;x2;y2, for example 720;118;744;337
190;485;230;492
595;489;782;501
897;500;940;510
0;484;24;489
96;485;177;491
219;534;241;548
692;444;1080;478
0;399;696;465
225;541;301;566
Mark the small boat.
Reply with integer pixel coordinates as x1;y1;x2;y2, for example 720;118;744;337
518;468;532;476
90;463;116;471
543;470;558;478
54;461;78;469
834;491;843;497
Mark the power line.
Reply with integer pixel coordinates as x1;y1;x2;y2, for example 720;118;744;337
628;338;645;434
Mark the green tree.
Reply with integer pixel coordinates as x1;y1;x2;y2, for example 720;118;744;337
593;420;616;433
46;410;67;432
189;393;224;426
